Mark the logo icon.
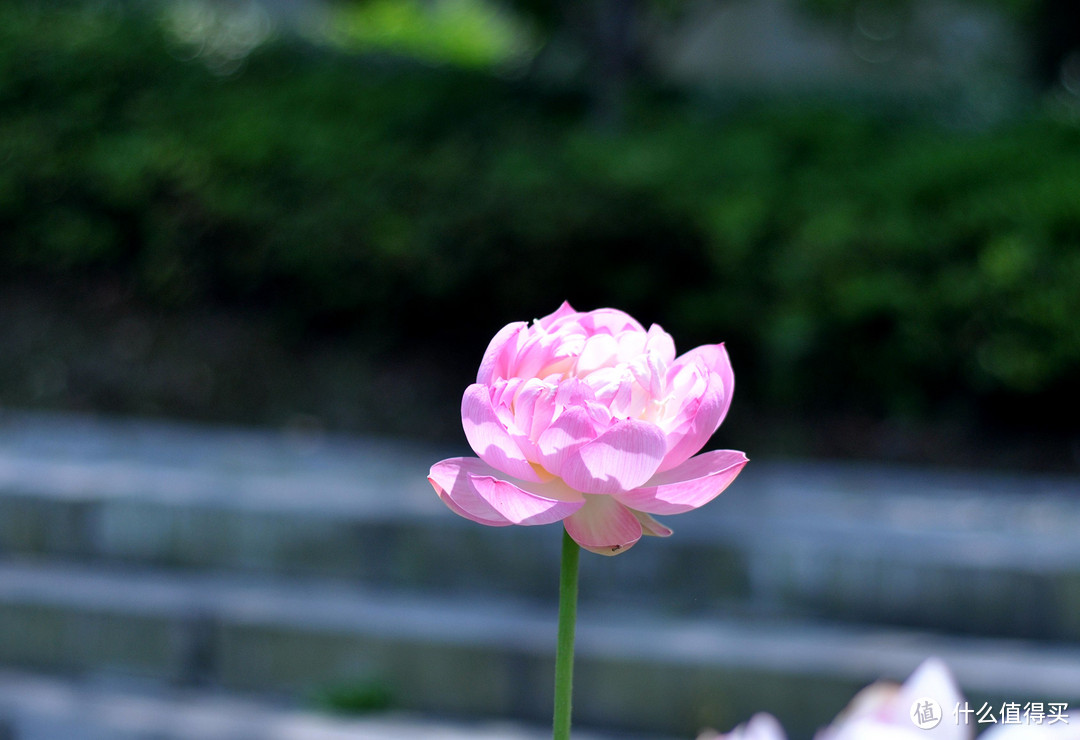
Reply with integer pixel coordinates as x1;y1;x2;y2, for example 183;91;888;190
911;697;943;730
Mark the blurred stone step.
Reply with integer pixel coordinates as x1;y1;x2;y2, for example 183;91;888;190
0;668;675;740
0;559;1077;739
2;411;1080;640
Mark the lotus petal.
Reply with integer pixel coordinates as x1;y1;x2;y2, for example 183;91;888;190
563;495;643;555
560;418;667;494
615;449;748;514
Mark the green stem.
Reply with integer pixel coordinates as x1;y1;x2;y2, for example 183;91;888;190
553;528;580;740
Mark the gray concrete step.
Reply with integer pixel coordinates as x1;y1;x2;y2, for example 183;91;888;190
2;411;1079;640
0;558;1077;739
0;668;674;740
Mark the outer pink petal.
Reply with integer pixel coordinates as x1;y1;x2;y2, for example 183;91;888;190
476;322;526;385
658;343;735;472
560;418;667;494
687;342;735;423
535;301;578;330
577;308;645;335
462;384;542;482
467;473;584;525
632;510;673;537
614;449;748;515
563;495;643;556
537;406;600;477
428;457;514;526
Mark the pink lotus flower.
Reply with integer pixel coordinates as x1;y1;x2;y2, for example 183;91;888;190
428;302;747;555
817;657;966;740
699;714;787;740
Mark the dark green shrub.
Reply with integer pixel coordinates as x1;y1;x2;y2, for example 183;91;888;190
2;0;1078;454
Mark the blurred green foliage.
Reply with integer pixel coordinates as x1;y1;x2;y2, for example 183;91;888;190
2;0;1078;440
311;677;395;714
324;0;537;70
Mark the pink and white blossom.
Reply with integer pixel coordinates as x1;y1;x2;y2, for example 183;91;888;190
817;658;966;740
702;658;1075;740
699;713;787;740
428;302;746;555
